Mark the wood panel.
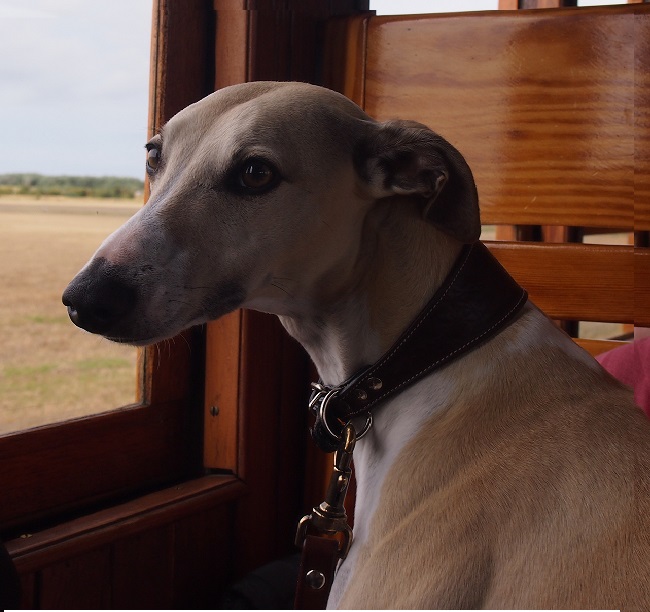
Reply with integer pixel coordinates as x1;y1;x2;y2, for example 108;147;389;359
487;241;634;323
323;13;372;107
0;399;198;532
40;547;112;610
206;0;368;580
362;6;641;230
576;338;628;357
8;477;243;608
204;311;242;471
636;247;650;327
112;527;175;609
233;311;311;575
635;10;650;230
172;506;236;609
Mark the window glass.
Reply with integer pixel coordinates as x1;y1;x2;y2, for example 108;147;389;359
370;0;499;14
578;0;627;5
0;1;152;434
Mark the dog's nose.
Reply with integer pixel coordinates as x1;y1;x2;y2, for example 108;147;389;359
62;259;137;335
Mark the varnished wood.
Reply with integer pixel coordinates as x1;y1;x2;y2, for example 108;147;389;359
635;10;650;231
9;477;242;609
636;247;650;326
39;547;111;610
487;241;635;323
360;6;640;230
577;338;628;357
112;526;175;609
323;14;372;107
328;4;647;344
172;506;236;608
205;0;368;579
233;311;311;574
204;312;242;471
6;475;244;573
0;398;200;532
213;2;249;90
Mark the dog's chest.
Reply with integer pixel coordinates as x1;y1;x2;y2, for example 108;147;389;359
327;372;461;608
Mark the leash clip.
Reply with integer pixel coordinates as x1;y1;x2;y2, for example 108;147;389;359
295;422;356;561
309;382;373;452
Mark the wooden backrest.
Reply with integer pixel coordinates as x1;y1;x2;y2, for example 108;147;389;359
325;5;649;354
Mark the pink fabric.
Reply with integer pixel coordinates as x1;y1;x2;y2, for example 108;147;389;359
596;337;650;418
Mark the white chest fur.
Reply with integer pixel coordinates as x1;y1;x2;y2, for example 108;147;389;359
327;371;461;608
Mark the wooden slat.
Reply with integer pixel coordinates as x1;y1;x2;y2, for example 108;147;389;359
636;247;650;327
362;6;640;229
112;526;175;609
635;10;650;230
7;476;244;573
204;311;242;471
323;13;372;107
486;241;634;323
172;506;235;608
40;547;111;610
576;338;628;357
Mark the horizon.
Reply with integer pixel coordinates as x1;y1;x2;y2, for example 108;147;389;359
0;171;145;181
1;1;152;181
1;0;616;181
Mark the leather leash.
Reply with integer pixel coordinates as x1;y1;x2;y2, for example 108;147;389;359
294;241;528;608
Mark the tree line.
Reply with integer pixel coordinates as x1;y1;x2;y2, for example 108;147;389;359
0;174;144;199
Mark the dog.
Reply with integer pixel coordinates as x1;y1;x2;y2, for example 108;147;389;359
63;81;650;610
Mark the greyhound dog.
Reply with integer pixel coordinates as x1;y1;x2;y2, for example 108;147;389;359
63;82;650;610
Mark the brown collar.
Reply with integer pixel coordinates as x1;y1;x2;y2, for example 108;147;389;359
309;241;528;452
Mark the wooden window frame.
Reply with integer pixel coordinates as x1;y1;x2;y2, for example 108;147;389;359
0;1;216;536
1;2;365;579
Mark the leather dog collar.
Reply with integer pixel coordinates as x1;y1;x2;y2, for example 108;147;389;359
309;241;528;452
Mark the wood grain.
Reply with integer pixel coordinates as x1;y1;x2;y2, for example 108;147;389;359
6;476;244;573
576;338;628;357
636;246;650;326
635;10;650;230
487;241;634;323
363;7;640;230
39;547;111;610
112;526;175;609
204;312;242;471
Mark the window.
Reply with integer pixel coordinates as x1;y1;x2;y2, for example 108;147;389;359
0;3;153;435
0;1;203;536
370;0;499;13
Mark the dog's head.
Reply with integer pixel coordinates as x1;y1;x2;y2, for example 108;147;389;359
62;81;479;344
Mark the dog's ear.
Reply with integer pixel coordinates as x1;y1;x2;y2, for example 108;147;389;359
356;120;480;243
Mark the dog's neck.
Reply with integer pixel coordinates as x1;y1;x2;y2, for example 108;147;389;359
279;203;463;387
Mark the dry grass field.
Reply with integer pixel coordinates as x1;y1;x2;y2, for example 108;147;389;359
0;195;141;435
0;196;627;436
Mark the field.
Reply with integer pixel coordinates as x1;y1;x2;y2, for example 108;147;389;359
0;196;627;436
0;195;141;435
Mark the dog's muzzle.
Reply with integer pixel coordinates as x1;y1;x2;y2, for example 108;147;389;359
62;258;138;337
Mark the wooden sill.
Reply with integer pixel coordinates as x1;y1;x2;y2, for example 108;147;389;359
7;475;246;574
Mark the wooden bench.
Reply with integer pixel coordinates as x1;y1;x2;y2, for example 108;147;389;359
324;4;649;355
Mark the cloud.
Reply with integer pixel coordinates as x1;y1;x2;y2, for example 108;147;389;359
0;0;152;178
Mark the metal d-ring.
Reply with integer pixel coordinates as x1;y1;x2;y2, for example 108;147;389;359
316;388;373;443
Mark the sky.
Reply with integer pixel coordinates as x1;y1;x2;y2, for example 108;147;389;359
0;0;621;180
0;1;152;179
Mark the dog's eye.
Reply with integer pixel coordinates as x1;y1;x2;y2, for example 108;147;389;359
146;146;161;173
238;160;277;193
